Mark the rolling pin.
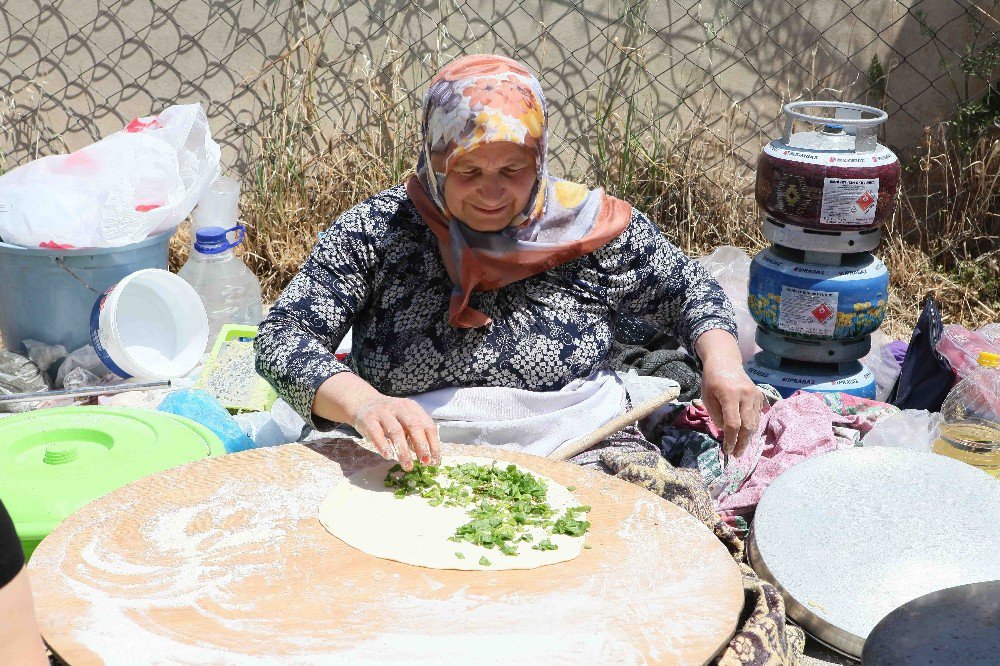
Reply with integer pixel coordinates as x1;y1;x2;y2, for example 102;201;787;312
548;385;680;461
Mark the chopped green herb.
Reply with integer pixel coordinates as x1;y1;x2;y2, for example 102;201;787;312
552;506;591;537
479;556;491;566
567;486;576;491
532;538;558;551
384;461;590;558
455;552;465;559
584;545;592;549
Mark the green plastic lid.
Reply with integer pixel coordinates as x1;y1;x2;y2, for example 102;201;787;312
0;407;225;547
157;411;227;458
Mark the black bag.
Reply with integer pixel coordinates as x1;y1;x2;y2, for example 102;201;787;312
889;297;955;411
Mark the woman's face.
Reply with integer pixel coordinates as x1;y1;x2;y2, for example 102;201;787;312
443;142;537;232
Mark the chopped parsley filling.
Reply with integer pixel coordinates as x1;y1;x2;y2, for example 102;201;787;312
384;461;591;557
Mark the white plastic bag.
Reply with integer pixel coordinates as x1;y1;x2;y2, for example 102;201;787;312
55;345;113;389
862;330;902;402
863;409;942;453
22;339;67;386
0;349;49;413
978;323;1000;346
938;324;1000;380
698;245;759;362
233;399;306;448
61;366;102;390
0;104;220;248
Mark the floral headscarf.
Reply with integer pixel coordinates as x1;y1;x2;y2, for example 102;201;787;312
406;54;632;329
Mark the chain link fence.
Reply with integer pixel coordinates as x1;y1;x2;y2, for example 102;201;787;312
2;0;996;179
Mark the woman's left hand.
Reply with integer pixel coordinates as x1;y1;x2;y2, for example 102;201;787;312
695;329;764;457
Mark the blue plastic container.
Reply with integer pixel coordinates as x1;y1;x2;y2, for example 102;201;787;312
0;231;172;353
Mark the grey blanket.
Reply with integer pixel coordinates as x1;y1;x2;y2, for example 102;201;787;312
609;331;702;402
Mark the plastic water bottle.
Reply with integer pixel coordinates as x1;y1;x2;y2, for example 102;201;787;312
192;176;241;237
932;351;1000;478
177;224;263;342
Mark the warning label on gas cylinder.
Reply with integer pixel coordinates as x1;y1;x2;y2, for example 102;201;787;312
778;286;839;337
820;178;879;226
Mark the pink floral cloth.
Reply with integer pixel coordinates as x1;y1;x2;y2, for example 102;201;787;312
710;391;897;528
672;401;724;440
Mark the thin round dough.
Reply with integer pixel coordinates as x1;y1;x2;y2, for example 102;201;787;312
318;455;588;570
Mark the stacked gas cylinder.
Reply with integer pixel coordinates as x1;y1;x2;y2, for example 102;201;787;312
745;102;900;399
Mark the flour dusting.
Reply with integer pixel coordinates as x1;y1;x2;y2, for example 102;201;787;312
52;457;341;663
29;445;742;664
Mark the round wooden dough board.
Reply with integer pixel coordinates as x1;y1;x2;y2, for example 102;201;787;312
28;440;744;665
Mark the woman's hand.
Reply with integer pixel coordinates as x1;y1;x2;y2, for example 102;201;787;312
695;329;764;457
352;396;442;471
312;373;442;471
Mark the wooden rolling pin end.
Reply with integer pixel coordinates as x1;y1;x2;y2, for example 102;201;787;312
549;385;680;461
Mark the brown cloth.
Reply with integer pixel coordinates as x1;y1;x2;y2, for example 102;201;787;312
598;449;806;666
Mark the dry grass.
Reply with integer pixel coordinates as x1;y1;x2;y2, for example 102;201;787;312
4;33;991;342
891;126;1000;330
176;36;423;298
211;38;998;343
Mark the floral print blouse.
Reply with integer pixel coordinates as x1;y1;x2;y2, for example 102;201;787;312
255;185;737;426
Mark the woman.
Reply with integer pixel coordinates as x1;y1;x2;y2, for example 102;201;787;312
255;55;762;470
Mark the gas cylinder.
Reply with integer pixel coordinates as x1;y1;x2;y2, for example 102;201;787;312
748;246;889;341
744;353;877;400
756;102;900;231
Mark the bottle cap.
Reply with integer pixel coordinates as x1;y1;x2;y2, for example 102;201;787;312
194;225;245;255
977;351;999;369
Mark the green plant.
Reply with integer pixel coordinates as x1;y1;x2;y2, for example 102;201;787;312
914;4;1000;152
866;54;888;108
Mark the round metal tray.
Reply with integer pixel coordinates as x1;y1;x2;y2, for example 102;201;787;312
749;447;1000;658
861;580;1000;665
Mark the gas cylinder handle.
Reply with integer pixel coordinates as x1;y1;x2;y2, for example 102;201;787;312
782;101;888;153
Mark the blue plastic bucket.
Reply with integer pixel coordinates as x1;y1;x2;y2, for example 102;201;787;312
0;231;172;354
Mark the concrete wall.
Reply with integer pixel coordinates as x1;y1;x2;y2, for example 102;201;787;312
1;0;992;175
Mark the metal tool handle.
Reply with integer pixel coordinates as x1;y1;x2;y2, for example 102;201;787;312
548;385;680;461
0;378;189;405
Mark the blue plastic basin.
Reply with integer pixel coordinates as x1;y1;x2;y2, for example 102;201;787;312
0;231;173;353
